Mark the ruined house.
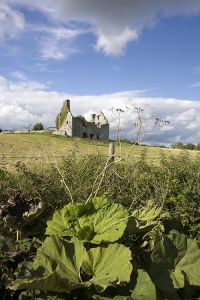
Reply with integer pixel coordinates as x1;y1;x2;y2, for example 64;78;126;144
53;100;109;140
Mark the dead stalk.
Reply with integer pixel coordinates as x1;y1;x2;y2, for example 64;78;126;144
52;151;74;203
86;105;169;204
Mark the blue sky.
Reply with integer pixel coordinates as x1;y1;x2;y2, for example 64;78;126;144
1;0;200;145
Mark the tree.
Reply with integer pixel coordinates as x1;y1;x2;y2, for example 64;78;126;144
170;142;184;149
32;123;44;131
185;143;195;150
195;143;200;151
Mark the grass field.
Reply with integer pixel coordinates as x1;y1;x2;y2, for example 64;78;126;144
0;132;195;171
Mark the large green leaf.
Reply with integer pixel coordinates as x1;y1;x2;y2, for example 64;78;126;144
10;235;86;293
130;269;157;300
149;230;200;292
19;290;66;300
82;243;132;293
92;296;132;300
46;197;129;243
131;205;162;233
10;236;132;294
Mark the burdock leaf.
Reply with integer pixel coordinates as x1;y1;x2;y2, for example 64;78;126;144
130;269;157;300
92;296;132;300
131;206;162;233
9;235;86;293
10;236;132;294
82;243;132;293
149;230;200;292
46;198;128;243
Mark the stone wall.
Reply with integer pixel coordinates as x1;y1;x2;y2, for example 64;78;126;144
14;130;30;133
56;111;73;136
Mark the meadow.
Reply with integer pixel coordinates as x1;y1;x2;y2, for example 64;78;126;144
0;132;187;168
0;132;200;299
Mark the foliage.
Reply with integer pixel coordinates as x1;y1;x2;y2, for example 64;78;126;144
32;123;44;131
10;235;132;294
1;140;200;298
129;269;157;300
118;139;132;144
149;230;200;294
195;142;200;150
0;191;45;300
171;142;199;150
0;197;198;299
0;168;17;203
56;103;68;130
170;142;184;149
75;115;88;127
1;151;200;239
46;197;128;243
185;143;195;150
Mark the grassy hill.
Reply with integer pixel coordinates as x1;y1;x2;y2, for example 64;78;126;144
0;132;198;172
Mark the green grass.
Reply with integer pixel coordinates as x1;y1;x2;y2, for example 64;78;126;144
0;132;197;172
0;133;108;171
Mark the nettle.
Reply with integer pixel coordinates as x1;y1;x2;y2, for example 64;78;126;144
2;197;200;300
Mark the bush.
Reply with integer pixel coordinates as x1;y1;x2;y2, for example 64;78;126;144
185;143;195;150
119;138;132;144
32;123;44;130
75;115;88;127
170;141;184;149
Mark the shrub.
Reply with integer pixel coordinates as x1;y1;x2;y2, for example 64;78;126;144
32;123;44;130
75;115;88;127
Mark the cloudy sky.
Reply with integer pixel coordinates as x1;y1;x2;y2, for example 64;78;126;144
1;0;200;145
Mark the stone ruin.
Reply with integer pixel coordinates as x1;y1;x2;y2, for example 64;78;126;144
53;100;109;141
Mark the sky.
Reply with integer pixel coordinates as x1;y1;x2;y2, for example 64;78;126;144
1;0;200;145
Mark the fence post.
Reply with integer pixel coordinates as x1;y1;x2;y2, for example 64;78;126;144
109;142;115;162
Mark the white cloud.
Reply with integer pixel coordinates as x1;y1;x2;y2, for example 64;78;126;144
9;81;48;91
29;25;88;60
0;2;24;41
187;82;200;88
173;109;197;122
0;101;54;130
186;123;199;129
4;0;200;57
1;76;200;145
94;27;139;56
10;71;27;81
26;63;48;73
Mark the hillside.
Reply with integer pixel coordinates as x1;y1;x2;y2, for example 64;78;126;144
0;132;195;171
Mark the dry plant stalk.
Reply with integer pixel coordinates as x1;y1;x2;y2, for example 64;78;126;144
86;104;170;204
52;151;74;203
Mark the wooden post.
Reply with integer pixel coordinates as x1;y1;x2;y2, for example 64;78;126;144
109;142;115;162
